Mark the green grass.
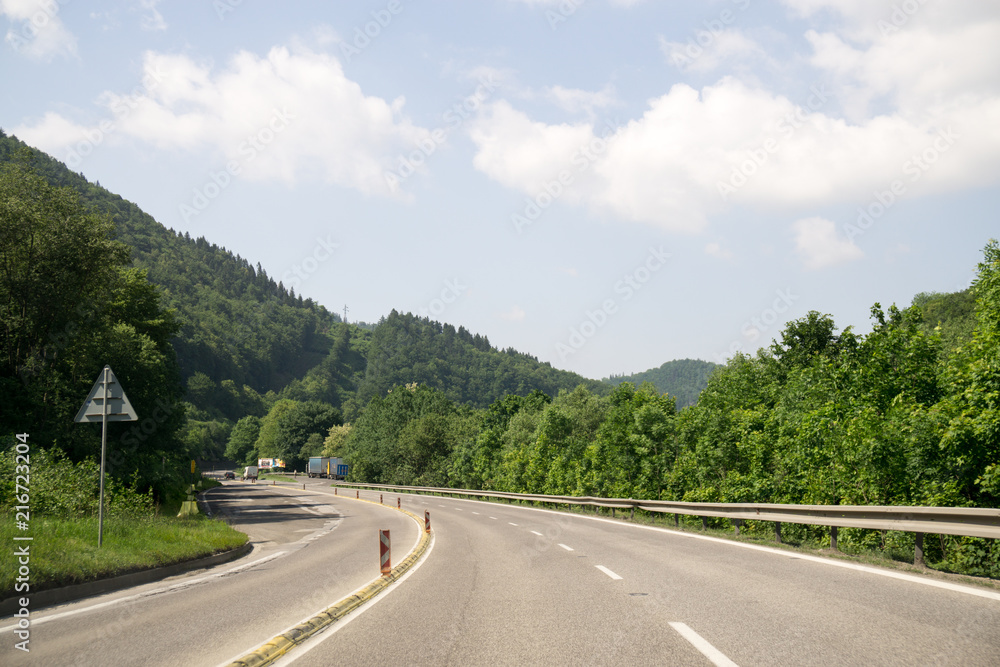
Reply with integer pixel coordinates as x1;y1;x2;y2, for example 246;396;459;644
0;513;247;596
259;473;300;483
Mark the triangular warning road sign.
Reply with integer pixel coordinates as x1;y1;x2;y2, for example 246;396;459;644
74;365;139;422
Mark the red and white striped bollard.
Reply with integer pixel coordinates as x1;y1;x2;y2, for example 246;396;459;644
379;529;391;575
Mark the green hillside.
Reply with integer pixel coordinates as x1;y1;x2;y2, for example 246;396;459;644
358;310;606;410
604;358;719;408
0;132;607;463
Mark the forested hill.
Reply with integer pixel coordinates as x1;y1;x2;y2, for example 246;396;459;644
0;135;345;412
604;359;719;408
357;311;607;409
0;134;605;424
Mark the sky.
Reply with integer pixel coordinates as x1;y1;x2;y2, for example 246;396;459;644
2;0;998;381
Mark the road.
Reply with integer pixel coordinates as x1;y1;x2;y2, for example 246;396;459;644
4;482;998;666
1;479;417;667
279;489;1000;667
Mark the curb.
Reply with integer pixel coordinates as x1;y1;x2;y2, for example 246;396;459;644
0;541;252;617
226;496;432;667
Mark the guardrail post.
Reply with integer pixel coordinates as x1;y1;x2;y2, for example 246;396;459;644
774;522;782;544
630;504;635;521
914;532;925;567
700;517;707;531
733;519;742;536
830;526;838;551
674;513;680;528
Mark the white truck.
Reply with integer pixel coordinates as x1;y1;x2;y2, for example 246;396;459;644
243;465;258;482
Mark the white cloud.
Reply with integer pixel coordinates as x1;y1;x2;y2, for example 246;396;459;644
14;46;433;197
793;217;863;270
12;112;90;158
472;75;1000;233
705;243;734;260
471;0;1000;238
499;305;527;322
546;84;619;116
2;0;77;60
660;29;765;74
469;100;595;196
805;22;1000;121
137;0;167;32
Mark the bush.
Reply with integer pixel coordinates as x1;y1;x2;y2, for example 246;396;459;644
0;442;154;519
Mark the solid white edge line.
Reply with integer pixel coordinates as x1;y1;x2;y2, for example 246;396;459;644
0;551;288;631
216;491;431;667
669;622;739;667
266;531;437;667
596;565;622;580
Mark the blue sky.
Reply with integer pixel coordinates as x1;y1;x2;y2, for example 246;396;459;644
3;0;998;379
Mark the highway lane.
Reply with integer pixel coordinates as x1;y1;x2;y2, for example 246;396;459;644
1;480;418;667
280;490;1000;667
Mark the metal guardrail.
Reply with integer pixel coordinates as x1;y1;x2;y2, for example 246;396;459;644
331;481;1000;566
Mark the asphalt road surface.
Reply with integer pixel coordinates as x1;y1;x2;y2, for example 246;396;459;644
4;482;998;666
278;489;1000;667
1;479;416;667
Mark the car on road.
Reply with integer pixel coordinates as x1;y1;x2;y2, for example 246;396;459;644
224;471;235;480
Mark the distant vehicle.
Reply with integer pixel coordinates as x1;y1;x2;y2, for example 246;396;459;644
308;456;348;479
308;457;330;478
224;471;235;480
243;465;258;482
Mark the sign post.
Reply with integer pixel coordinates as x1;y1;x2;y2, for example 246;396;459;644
74;366;138;547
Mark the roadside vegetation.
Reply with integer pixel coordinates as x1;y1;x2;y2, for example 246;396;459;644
0;447;246;597
339;242;1000;579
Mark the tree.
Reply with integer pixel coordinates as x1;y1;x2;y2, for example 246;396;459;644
932;240;1000;505
770;311;855;375
0;155;186;500
226;416;262;464
254;399;341;470
322;424;352;457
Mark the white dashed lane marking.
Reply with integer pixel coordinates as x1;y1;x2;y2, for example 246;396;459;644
669;622;739;667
